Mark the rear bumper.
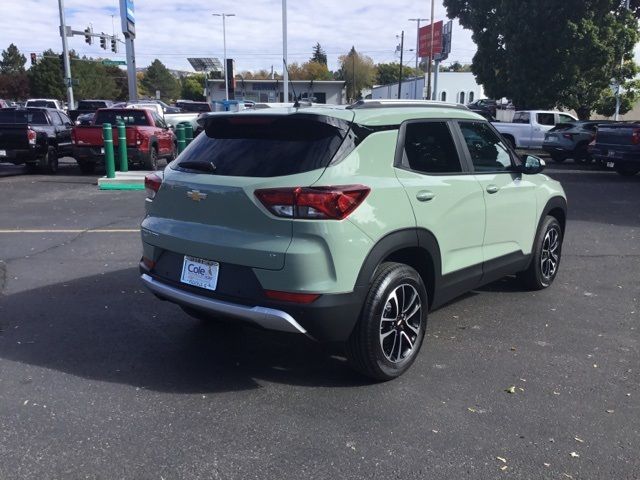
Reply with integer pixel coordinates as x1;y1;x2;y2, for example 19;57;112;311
141;273;308;335
72;145;150;164
0;148;43;164
591;147;640;165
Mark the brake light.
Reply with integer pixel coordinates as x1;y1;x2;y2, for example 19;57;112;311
264;290;320;304
27;128;36;145
255;185;370;220
136;130;144;146
632;129;640;145
144;173;162;199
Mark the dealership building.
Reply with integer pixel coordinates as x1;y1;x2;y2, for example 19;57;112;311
206;79;347;104
371;71;485;104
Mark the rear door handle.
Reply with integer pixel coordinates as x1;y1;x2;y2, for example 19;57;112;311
416;190;435;202
486;185;499;194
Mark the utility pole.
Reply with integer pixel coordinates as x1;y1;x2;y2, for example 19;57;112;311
398;31;405;99
425;0;435;100
409;18;427;100
352;53;356;102
282;0;289;103
615;0;631;120
213;13;235;101
57;0;74;109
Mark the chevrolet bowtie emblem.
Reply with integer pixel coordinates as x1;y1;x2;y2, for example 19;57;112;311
186;190;208;202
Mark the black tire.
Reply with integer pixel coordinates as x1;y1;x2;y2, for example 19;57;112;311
43;147;58;174
25;163;38;174
550;152;566;163
346;262;428;381
518;216;563;290
77;161;96;174
168;142;178;162
615;165;640;176
144;145;159;170
574;143;591;165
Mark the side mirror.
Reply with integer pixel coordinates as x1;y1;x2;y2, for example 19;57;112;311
520;155;545;175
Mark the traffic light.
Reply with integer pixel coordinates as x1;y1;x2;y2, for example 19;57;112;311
30;53;37;65
99;35;107;50
111;37;118;54
84;27;92;45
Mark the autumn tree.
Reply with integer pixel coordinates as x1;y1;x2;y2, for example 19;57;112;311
338;47;376;101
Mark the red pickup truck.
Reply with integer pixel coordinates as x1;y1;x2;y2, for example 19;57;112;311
71;108;177;173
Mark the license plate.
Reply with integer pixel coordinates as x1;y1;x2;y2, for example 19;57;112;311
100;147;105;154
180;256;219;291
608;150;618;158
0;149;6;156
606;161;615;168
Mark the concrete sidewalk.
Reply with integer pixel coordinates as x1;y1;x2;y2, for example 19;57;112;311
98;171;151;190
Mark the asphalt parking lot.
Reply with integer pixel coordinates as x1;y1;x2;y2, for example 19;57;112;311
0;159;638;480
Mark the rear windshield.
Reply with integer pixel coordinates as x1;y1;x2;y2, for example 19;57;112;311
173;115;348;177
0;110;47;124
176;102;211;112
549;123;573;132
27;101;56;108
94;110;148;126
78;101;109;110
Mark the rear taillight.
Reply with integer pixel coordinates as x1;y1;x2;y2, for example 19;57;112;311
255;185;370;220
136;130;144;146
27;128;36;145
144;173;162;200
632;129;640;145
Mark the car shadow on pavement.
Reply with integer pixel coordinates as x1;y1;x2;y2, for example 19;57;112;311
0;268;370;393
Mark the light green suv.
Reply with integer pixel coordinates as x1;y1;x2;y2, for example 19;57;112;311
140;100;567;380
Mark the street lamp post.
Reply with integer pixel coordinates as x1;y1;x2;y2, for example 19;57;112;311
212;13;235;101
57;0;74;109
282;0;289;103
409;18;428;100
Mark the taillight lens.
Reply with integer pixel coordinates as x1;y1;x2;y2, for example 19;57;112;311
255;185;370;220
632;129;640;145
136;130;144;146
27;128;36;145
144;173;162;199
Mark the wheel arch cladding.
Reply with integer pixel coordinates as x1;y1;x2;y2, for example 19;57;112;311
355;228;442;309
543;196;567;233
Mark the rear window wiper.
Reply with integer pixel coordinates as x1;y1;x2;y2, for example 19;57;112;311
178;161;217;173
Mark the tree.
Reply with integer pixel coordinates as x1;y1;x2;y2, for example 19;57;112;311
140;59;180;101
595;77;640;117
441;61;472;73
28;49;65;100
311;43;328;66
375;62;420;86
71;56;120;100
0;43;29;99
338;47;376;101
443;0;639;117
181;74;206;101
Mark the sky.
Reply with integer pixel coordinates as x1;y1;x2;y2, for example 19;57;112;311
0;0;479;74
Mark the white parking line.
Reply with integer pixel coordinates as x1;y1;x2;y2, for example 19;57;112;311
0;229;140;233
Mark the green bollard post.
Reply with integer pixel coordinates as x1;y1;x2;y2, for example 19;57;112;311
103;123;115;179
184;122;194;145
117;121;128;172
177;124;186;154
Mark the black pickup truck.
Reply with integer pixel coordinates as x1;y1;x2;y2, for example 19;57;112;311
591;122;640;176
0;107;74;174
68;99;114;123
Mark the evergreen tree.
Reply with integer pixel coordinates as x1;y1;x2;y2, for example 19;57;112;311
311;43;328;66
1;43;26;74
0;43;29;99
140;59;180;101
27;49;65;99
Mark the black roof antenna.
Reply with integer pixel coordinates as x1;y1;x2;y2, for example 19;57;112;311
283;59;300;108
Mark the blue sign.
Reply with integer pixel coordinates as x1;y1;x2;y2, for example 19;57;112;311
126;0;135;23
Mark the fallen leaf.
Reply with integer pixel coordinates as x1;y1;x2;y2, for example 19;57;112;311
606;409;615;414
553;391;561;395
500;466;508;471
467;407;477;413
563;474;574;479
496;456;507;463
505;386;516;394
518;387;525;392
22;400;28;406
510;346;517;351
432;430;438;433
574;437;584;443
544;463;550;467
570;452;580;458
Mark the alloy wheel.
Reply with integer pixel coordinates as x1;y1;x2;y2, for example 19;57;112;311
540;226;560;279
379;284;422;363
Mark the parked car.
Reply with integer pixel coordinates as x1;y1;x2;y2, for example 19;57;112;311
0;107;73;173
589;122;640;176
125;99;182;114
25;98;65;111
72;108;177;173
75;112;95;126
68;99;114;122
467;99;497;117
175;100;212;113
494;110;578;149
543;120;618;164
139;100;567;380
116;102;200;135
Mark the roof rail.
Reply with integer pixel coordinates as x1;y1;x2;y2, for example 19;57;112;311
347;99;470;111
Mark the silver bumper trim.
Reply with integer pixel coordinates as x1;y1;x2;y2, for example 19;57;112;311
140;274;307;335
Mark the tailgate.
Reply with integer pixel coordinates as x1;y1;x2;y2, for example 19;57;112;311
73;126;104;147
596;125;637;146
0;125;29;150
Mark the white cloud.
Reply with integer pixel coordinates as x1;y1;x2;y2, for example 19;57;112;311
0;0;477;73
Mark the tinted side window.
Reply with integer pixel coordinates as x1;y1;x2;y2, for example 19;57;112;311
513;112;530;124
559;114;575;123
537;113;555;126
50;112;63;126
402;122;462;174
459;121;513;173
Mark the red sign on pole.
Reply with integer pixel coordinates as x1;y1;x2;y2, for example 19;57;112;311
419;20;443;58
